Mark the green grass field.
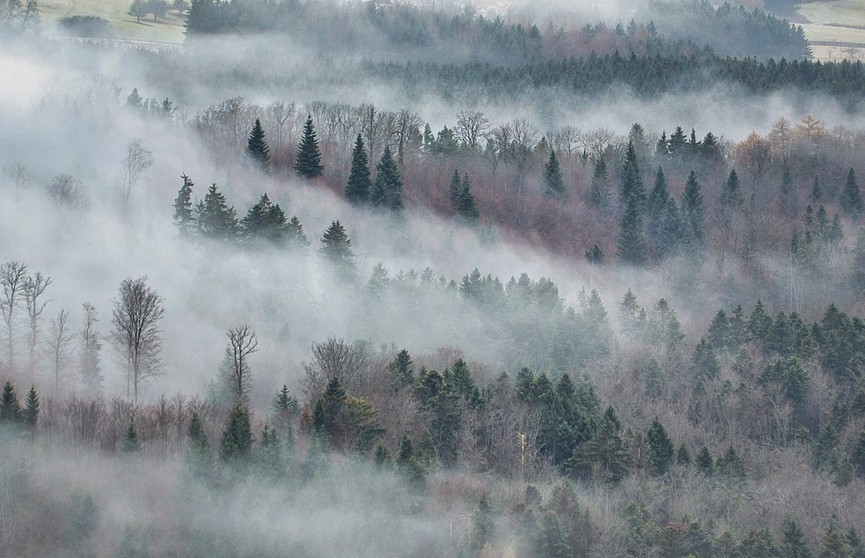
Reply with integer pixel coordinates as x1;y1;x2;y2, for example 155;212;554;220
40;0;186;44
796;0;865;60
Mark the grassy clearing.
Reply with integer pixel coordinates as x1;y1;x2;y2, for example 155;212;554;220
796;0;865;59
39;0;185;44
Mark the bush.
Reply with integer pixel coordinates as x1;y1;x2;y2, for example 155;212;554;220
58;16;112;38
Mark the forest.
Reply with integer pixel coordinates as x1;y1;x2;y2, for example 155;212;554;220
3;0;865;557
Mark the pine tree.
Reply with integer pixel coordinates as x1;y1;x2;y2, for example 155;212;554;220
617;195;647;266
245;118;270;174
319;220;356;281
185;412;211;479
681;170;706;250
220;405;253;464
121;416;142;454
646;418;674;476
294;115;323;179
543;150;567;201
841;168;864;218
345;134;371;205
197;184;238;240
371;145;403;211
0;381;21;424
173;173;195;236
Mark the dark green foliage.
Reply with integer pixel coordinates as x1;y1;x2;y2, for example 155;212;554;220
0;381;21;424
294;115;323;179
720;168;744;208
820;524;853;558
681;170;706;251
850;428;865;478
414;367;462;466
707;309;731;351
649;298;685;352
285;216;310;253
185;412;211;479
589;155;611;209
811;176;823;202
783;519;814;558
346;134;372;205
196;183;238;240
696;446;713;475
543;150;566;201
245;118;270;173
312;377;346;440
570;408;628;484
715;445;746;481
853;228;865;294
841;168;864;218
619;141;645;209
219;405;253;464
692;338;720;379
585;244;604;266
646;166;671;257
396;435;427;490
760;356;810;404
646;418;674;476
273;385;298;415
749;300;774;343
59;15;112;37
448;169;462;213
676;443;691;465
456;173;479;223
319;220;356;281
371;145;403;211
617;194;647;266
738;529;782;558
173;173;195;236
121;416;142;454
22;385;38;428
241;193;292;245
256;424;282;477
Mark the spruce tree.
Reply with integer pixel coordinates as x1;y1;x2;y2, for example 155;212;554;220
543;150;566;201
647;166;670;255
389;349;414;385
220;405;253;464
617;195;647;265
620;140;645;209
589;155;611;209
681;170;706;250
448;169;462;214
696;446;714;475
841;168;864;217
173;173;195;236
692;338;720;379
319;220;356;281
294;115;323;179
646;418;674;476
197;184;238;241
0;381;21;424
720;168;744;208
286;216;310;253
245;118;270;174
345;134;371;205
185;412;211;479
457;173;479;223
23;385;38;429
585;244;604;266
371;145;403;211
782;519;813;558
121;417;142;454
241;193;290;244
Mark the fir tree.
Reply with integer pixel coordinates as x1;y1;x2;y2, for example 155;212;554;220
720;168;744;208
681;170;706;249
345;134;371;205
286;216;310;253
589;155;611;209
121;416;142;454
371;145;403;211
220;405;253;464
173;173;195;236
457;173;479;223
696;446;714;475
294;115;323;179
646;418;674;476
448;169;462;214
241;193;290;244
620;140;645;209
185;412;211;479
647;166;669;247
617;195;647;265
841;168;864;217
692;338;720;379
543;150;567;201
676;443;692;465
245;118;270;174
0;381;21;424
319;220;356;281
22;385;38;428
197;184;238;241
782;519;813;558
389;349;414;385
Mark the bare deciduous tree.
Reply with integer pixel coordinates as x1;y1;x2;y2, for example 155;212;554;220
224;324;257;404
47;174;89;208
456;110;489;151
47;309;74;392
79;302;102;395
303;338;370;401
1;261;28;372
110;277;164;403
23;271;51;376
119;139;153;210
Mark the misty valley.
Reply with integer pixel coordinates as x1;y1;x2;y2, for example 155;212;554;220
4;0;865;556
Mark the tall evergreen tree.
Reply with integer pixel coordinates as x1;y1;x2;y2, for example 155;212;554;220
617;195;647;265
543;150;567;201
457;173;479;223
811;176;823;202
0;381;21;424
197;184;238;240
620;140;645;209
220;405;253;464
720;168;744;208
647;166;670;252
681;170;706;251
345;134;371;205
449;169;462;214
646;417;674;476
286;216;310;253
173;173;195;236
841;168;864;218
319;220;356;281
22;385;38;429
185;412;212;479
371;145;403;211
294;115;323;179
245;118;271;174
121;416;142;454
589;155;611;209
782;519;813;558
241;193;291;244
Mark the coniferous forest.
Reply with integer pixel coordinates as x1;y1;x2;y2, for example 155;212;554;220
5;0;865;556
